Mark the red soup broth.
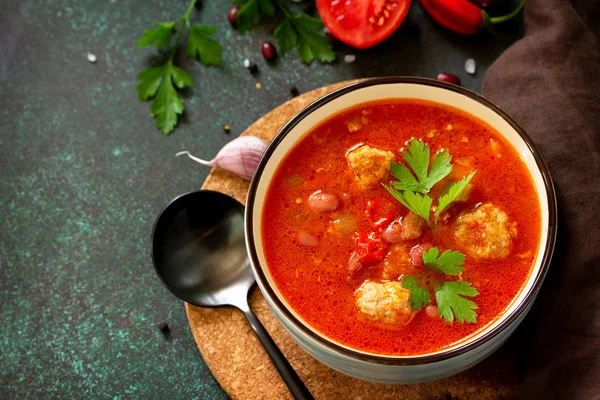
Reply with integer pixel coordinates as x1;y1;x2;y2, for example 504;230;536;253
261;99;541;356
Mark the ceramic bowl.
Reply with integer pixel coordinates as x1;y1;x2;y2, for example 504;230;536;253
245;77;557;384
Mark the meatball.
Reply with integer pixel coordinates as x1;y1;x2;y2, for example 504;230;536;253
455;203;517;259
355;280;412;324
346;145;395;189
381;244;415;280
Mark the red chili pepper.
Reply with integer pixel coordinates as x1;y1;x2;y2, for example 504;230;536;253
420;0;525;35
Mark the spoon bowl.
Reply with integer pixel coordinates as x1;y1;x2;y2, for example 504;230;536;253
151;190;313;400
151;190;253;308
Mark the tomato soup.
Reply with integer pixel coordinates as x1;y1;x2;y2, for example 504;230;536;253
262;99;541;356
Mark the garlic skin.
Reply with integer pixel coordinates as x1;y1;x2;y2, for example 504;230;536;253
177;136;268;181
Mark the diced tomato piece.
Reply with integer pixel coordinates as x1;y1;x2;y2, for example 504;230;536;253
410;243;433;267
355;233;386;266
348;232;389;273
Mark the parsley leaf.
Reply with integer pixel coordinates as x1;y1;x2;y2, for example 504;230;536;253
274;9;335;64
396;140;453;194
402;276;430;309
136;62;192;134
390;163;421;191
234;0;276;33
185;25;223;66
403;139;430;185
435;171;477;222
427;150;453;189
422;247;465;276
383;185;432;222
292;14;335;64
136;67;165;101
435;282;479;323
273;19;297;55
137;21;176;49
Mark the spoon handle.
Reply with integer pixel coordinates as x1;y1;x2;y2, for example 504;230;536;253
239;304;315;400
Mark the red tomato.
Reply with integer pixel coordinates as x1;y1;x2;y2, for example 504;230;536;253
316;0;412;49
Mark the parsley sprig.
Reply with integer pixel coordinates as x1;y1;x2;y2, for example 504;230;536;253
384;139;476;225
401;246;480;323
136;0;223;134
234;0;335;64
384;140;481;323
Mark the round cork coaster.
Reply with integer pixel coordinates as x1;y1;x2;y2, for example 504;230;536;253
185;81;518;400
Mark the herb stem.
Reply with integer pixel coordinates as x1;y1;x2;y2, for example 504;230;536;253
273;0;303;35
169;0;197;61
273;0;291;18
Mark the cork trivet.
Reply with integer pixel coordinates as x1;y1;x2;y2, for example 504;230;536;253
185;81;518;399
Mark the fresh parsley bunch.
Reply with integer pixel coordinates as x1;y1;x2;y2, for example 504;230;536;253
234;0;335;64
385;139;480;323
136;0;223;135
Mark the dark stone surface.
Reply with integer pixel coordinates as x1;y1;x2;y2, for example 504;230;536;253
0;0;522;398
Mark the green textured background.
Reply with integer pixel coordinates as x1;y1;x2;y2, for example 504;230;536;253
0;0;522;398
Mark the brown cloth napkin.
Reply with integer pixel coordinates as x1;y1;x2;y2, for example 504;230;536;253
482;0;600;398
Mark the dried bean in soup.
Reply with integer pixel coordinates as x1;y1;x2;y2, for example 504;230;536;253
308;191;339;213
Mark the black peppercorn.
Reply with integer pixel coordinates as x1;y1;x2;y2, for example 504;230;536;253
158;323;170;334
243;58;259;74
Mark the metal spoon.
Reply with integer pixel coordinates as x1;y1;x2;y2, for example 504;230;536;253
151;190;314;400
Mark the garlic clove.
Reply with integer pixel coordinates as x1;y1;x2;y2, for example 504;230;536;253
177;136;268;181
